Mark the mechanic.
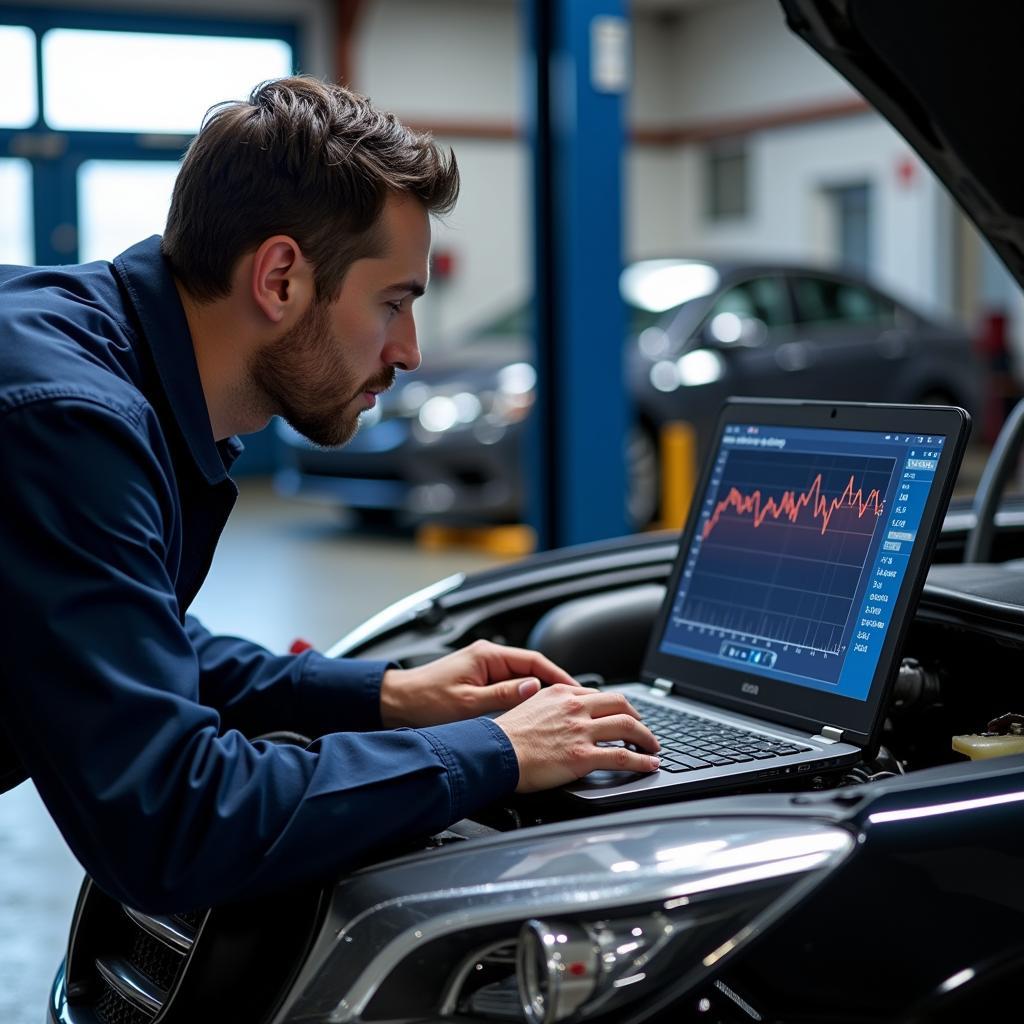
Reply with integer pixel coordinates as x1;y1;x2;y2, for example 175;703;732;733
0;77;660;914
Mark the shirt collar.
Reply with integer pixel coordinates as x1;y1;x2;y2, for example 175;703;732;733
113;236;238;484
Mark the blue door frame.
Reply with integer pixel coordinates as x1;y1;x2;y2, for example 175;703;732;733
0;5;297;265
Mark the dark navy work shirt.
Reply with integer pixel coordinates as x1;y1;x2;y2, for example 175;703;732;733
0;237;518;912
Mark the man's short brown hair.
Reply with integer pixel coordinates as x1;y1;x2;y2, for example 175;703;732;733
162;76;459;303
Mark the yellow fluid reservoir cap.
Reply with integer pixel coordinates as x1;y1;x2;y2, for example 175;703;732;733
952;733;1024;760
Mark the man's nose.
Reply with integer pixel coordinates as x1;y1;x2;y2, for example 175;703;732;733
386;316;421;373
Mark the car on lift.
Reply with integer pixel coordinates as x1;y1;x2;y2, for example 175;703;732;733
49;3;1024;1023
276;259;980;530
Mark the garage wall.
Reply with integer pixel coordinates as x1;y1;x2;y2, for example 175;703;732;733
659;0;857;120
692;113;951;317
355;0;526;344
416;136;530;351
625;0;959;322
355;0;521;121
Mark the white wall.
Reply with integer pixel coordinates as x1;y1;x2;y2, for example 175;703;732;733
422;137;530;347
357;0;522;121
356;0;527;341
706;113;949;316
660;0;857;121
627;147;688;257
630;10;683;127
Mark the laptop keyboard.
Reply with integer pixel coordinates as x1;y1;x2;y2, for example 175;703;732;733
633;698;812;773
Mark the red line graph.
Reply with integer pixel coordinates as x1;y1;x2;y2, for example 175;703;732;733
703;473;886;539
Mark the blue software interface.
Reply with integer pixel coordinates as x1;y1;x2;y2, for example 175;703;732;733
659;423;945;701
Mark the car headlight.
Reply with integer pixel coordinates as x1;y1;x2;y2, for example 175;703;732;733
274;815;854;1023
648;349;725;392
412;363;536;439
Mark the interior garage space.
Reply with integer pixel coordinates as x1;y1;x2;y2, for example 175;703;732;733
3;1;1024;1022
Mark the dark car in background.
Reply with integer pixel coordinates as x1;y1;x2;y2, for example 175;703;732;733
276;259;981;528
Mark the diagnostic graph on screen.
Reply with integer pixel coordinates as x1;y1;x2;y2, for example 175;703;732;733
664;448;897;687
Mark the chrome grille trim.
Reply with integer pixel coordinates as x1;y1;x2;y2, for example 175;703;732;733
123;906;196;953
94;958;166;1017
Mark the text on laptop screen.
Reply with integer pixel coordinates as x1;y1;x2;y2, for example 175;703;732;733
659;423;945;701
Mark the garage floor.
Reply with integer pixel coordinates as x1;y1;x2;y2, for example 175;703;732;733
0;480;504;1024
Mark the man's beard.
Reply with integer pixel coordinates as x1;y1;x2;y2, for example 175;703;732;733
250;300;395;448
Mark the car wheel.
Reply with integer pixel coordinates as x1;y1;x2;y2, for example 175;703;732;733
627;424;660;529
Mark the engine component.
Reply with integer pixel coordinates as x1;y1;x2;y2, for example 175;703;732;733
889;658;942;711
953;712;1024;760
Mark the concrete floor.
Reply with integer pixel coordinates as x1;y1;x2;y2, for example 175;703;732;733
0;480;504;1024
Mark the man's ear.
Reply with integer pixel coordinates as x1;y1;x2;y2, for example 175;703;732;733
250;235;314;326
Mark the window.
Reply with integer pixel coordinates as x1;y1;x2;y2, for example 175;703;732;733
791;276;896;327
78;161;181;263
0;12;296;265
707;277;791;328
0;159;33;263
0;26;36;128
43;30;292;134
706;140;749;220
824;182;873;273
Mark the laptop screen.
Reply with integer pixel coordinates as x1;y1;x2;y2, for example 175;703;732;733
657;422;945;703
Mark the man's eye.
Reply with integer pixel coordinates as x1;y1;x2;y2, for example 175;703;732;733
386;300;403;315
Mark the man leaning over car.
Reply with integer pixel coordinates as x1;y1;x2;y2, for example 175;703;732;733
0;76;660;914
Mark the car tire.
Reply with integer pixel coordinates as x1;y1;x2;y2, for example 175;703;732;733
627;424;660;529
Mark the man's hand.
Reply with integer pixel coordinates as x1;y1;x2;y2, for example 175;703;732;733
493;686;661;792
379;639;583;728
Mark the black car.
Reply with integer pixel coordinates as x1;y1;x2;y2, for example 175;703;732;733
276;259;980;529
49;3;1024;1023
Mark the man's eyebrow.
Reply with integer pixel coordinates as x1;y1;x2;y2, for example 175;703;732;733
386;280;426;298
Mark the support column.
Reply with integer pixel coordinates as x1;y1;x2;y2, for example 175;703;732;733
526;0;631;549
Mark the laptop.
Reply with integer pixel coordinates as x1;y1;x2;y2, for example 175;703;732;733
565;398;970;805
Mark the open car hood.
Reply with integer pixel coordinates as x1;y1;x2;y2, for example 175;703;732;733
781;0;1024;290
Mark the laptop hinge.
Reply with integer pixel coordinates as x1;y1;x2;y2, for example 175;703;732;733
816;725;844;744
652;678;673;696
